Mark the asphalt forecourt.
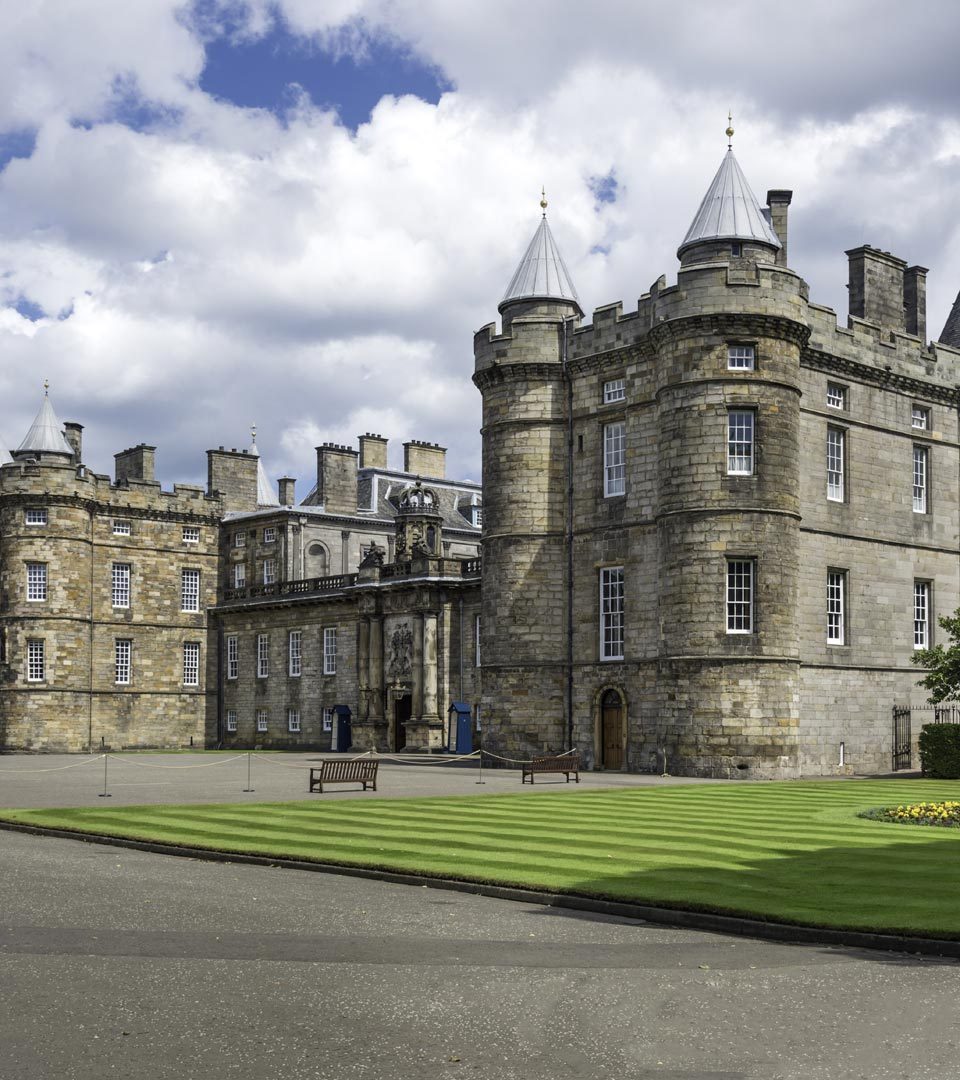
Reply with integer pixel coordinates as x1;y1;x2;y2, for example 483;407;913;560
3;778;960;945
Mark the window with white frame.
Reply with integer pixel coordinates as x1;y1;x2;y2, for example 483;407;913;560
603;421;626;497
115;639;132;685
599;567;625;661
256;709;268;733
289;630;302;677
913;445;929;513
183;642;200;686
26;639;45;681
182;525;200;544
226;709;238;732
226;635;238;680
473;505;483;528
263;527;276;544
25;508;47;525
257;634;269;678
322;707;334;732
262;560;276;585
912;405;930;430
475;614;481;668
112;520;131;536
26;563;47;602
181;568;200;612
323;627;337;674
727;410;754;475
827;571;846;645
826;384;846;409
233;563;246;589
726;560;754;633
234;530;247;548
727;345;755;370
914;581;930;650
827;427;845;501
112;563;130;609
288;708;301;733
603;378;626;404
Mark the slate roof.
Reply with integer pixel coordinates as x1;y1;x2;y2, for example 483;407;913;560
940;290;960;348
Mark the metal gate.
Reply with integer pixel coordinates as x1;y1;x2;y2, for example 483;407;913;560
892;706;912;771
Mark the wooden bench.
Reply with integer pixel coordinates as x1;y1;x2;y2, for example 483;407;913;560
521;754;580;784
308;757;379;793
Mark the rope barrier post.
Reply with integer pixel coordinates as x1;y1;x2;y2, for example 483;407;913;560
242;751;254;792
476;730;485;785
98;751;111;798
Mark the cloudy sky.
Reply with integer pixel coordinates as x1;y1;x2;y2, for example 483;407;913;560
2;1;960;489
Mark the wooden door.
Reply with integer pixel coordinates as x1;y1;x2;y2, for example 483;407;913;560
601;690;624;770
394;694;411;752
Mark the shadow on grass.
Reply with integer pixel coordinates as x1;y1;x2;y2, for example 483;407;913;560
550;834;960;945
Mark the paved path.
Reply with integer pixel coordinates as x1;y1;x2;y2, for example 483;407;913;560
0;751;724;809
2;829;958;1080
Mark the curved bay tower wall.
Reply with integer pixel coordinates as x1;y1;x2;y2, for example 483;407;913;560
473;299;579;759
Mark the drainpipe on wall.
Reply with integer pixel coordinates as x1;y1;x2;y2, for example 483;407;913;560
563;316;575;752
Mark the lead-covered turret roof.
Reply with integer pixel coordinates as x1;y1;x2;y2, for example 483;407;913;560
679;147;781;256
17;388;74;456
501;203;581;311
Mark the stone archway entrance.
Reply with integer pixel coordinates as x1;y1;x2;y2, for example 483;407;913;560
600;689;625;770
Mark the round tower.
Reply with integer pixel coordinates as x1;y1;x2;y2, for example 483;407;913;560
472;197;582;759
651;135;809;778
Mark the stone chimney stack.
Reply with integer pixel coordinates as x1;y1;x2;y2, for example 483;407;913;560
278;477;296;506
63;422;83;463
904;265;929;340
847;246;908;332
766;190;792;267
403;440;446;479
316;444;359;514
358;433;388;470
115;444;156;484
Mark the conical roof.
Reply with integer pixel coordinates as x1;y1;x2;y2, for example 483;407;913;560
939;290;960;348
501;212;581;311
679;148;781;256
17;389;74;455
0;440;12;465
248;429;279;507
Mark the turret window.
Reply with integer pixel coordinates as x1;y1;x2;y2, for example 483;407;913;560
25;508;47;525
26;639;45;682
603;422;626;497
727;345;755;370
726;560;754;634
112;520;131;536
599;567;625;660
727;411;754;475
603;378;626;404
827;428;845;501
26;563;47;602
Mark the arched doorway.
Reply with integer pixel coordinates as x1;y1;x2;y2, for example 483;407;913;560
600;689;625;770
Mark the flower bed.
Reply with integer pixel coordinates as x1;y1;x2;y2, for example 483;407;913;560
862;801;960;827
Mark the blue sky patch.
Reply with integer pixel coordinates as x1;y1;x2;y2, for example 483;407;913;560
199;17;452;129
588;171;619;206
13;298;46;322
0;129;37;172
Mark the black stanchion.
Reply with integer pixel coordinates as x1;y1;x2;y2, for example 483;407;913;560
242;751;254;792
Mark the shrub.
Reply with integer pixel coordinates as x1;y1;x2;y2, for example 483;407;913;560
918;723;960;779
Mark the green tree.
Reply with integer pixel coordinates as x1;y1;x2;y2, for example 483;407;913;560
913;609;960;703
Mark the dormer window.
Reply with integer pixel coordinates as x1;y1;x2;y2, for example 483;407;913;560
473;505;483;528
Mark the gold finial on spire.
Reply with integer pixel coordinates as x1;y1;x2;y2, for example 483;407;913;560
726;111;734;149
250;423;257;444
540;187;548;215
43;379;49;394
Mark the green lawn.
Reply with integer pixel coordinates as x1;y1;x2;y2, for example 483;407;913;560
4;780;960;938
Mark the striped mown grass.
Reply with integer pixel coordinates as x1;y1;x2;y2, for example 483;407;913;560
4;779;960;937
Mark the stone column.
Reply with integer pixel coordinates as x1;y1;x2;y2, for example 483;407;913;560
411;613;424;718
369;617;384;721
357;618;370;718
341;530;351;574
422;613;438;720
